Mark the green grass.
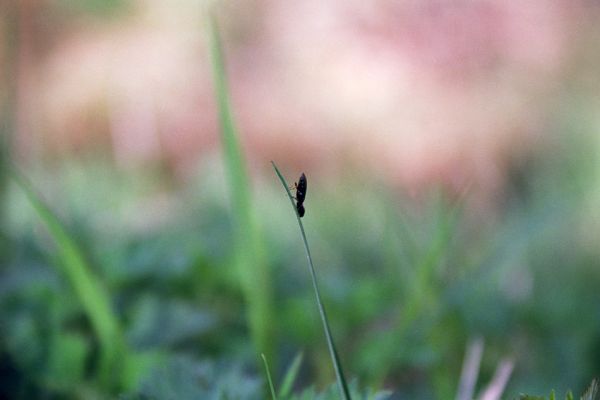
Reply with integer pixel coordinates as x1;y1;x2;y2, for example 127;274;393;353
1;9;600;400
4;155;600;399
280;352;304;398
262;353;278;400
272;161;352;400
519;378;598;399
9;167;127;390
208;13;275;362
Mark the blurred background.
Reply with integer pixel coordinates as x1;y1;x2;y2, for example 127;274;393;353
1;0;600;398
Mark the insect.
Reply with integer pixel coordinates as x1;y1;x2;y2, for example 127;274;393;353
292;173;307;217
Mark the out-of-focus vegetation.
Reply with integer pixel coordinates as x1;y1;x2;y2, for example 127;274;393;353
2;131;600;398
2;1;600;399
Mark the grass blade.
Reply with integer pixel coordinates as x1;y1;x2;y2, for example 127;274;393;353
10;168;126;389
208;14;274;360
271;161;352;400
279;352;304;398
261;354;278;400
456;337;484;400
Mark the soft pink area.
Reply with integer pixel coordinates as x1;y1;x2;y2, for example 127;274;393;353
19;0;596;201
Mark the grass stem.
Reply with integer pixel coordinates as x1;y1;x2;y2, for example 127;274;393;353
272;161;352;400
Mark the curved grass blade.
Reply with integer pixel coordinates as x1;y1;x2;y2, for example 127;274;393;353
10;168;126;389
261;354;278;400
208;13;274;360
271;161;352;400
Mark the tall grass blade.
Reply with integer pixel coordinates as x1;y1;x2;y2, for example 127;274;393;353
10;168;126;389
271;161;352;400
279;352;304;398
261;354;278;400
208;14;274;359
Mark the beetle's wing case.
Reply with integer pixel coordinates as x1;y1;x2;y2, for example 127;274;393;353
296;173;307;203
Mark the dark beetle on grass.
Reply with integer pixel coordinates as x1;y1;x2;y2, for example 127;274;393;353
293;173;307;217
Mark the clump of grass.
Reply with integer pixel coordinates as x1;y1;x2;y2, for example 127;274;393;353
272;161;352;400
518;378;598;400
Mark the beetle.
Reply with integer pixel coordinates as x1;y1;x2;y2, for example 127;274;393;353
292;173;307;217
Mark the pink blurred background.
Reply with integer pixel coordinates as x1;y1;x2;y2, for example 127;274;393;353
3;0;599;204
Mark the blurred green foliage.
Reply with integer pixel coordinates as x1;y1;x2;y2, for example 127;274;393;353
2;15;600;394
11;169;128;391
209;16;275;365
2;3;600;397
1;128;599;399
